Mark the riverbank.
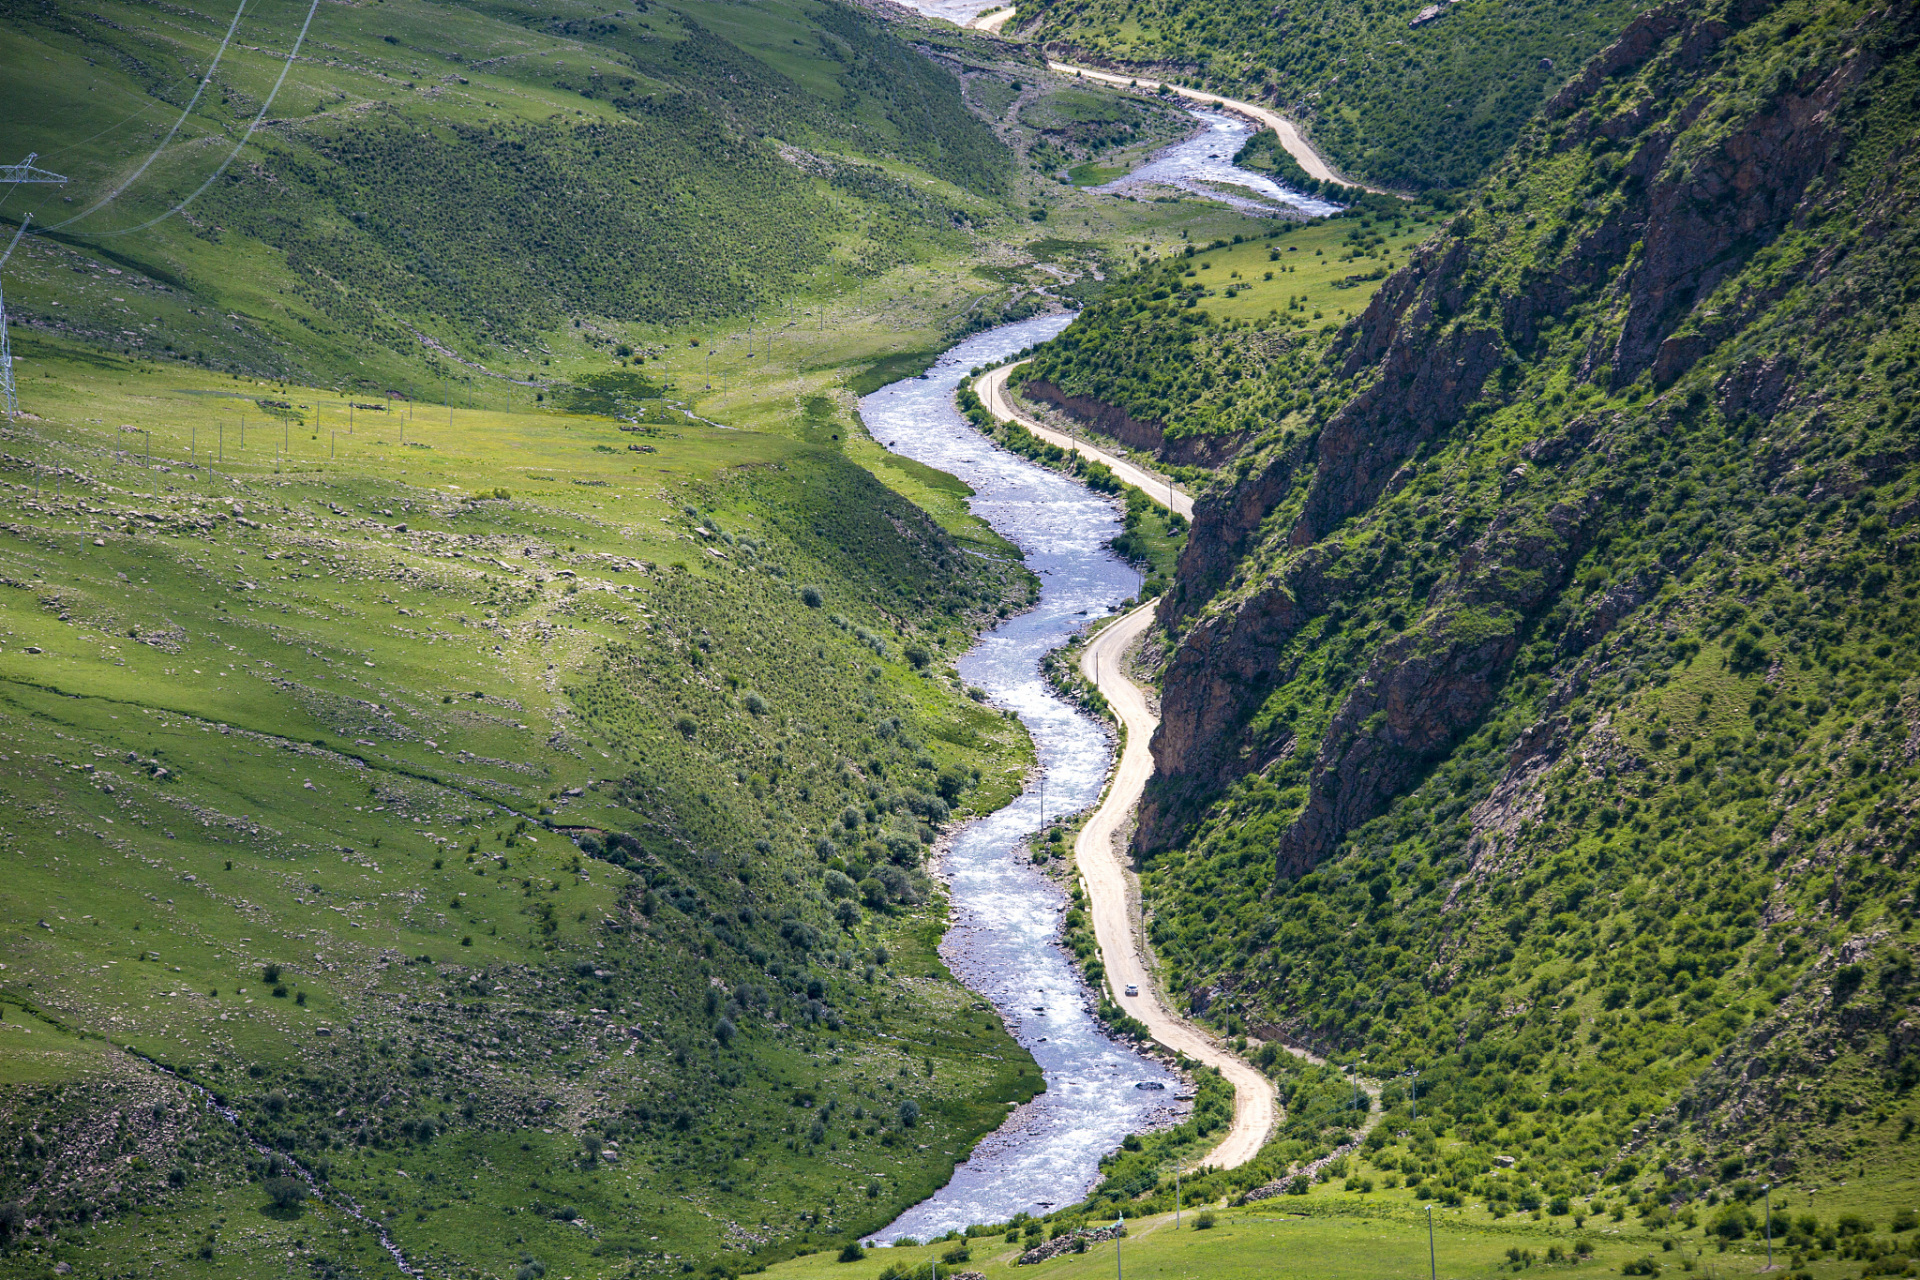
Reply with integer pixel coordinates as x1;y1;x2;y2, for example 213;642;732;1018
975;362;1194;518
860;316;1183;1241
1076;604;1278;1167
1043;61;1387;194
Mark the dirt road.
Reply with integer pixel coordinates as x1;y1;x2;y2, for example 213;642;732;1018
1073;601;1275;1169
975;363;1194;519
1043;61;1390;194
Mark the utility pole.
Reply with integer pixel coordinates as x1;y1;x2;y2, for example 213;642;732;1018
0;159;74;420
1409;1068;1420;1122
1175;1169;1181;1226
1427;1205;1437;1280
1763;1185;1773;1271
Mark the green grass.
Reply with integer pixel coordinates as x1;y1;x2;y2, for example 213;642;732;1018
1018;2;1920;1270
0;321;1059;1276
0;2;1356;1274
1020;0;1641;191
1014;203;1447;457
758;1195;1795;1280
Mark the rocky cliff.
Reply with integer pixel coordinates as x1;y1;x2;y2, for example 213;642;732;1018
1095;0;1920;1207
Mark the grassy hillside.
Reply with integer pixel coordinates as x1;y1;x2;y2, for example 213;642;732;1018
0;0;1015;394
0;0;1336;1267
0;322;1059;1278
1021;0;1920;1259
1014;0;1638;191
1013;200;1448;464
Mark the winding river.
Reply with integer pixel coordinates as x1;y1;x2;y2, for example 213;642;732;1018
849;11;1336;1235
1094;108;1339;216
861;316;1182;1242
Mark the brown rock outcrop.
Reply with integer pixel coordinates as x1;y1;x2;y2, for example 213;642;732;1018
1141;0;1865;872
1020;379;1241;467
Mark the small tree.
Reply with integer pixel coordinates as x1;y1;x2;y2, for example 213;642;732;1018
264;1177;306;1212
580;1132;604;1163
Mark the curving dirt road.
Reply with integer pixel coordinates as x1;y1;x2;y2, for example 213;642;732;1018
968;6;1015;31
975;363;1194;519
1043;61;1390;194
1073;602;1276;1169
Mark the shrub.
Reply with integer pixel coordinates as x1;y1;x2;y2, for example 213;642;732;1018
261;963;281;983
743;691;769;715
897;1100;920;1128
1195;1211;1217;1229
714;1017;736;1046
1711;1205;1755;1240
264;1177;306;1210
1621;1259;1660;1276
800;585;824;608
838;1243;865;1262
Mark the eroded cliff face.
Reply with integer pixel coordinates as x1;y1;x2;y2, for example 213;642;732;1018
1020;379;1243;467
1139;0;1906;870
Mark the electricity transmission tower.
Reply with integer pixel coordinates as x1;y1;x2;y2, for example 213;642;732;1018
0;155;72;420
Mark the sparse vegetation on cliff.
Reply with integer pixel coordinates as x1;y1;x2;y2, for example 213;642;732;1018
1030;0;1920;1241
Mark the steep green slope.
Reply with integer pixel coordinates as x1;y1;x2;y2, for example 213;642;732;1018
1013;204;1446;465
1016;0;1639;190
1036;0;1920;1243
0;0;1011;392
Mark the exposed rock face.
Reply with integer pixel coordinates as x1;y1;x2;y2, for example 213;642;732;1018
1273;496;1594;876
1021;379;1242;467
1140;0;1875;871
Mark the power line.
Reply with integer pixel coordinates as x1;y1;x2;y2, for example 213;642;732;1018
61;0;324;240
44;0;250;232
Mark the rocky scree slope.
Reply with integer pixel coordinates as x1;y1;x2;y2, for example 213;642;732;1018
1117;0;1920;1218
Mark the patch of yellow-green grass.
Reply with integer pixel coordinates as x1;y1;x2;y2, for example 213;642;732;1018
1186;214;1441;326
0;1001;110;1084
760;1198;1779;1280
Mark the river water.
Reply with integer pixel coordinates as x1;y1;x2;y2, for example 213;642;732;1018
1095;108;1340;217
860;315;1182;1242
